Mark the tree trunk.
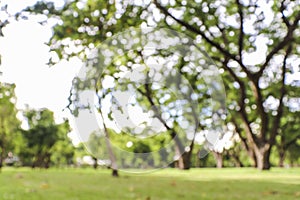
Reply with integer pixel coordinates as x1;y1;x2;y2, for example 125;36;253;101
213;152;223;168
252;152;258;168
92;157;98;169
244;147;258;168
233;157;244;167
112;169;118;177
278;150;285;167
228;150;244;167
0;147;3;171
279;155;285;168
175;138;195;170
177;152;192;170
232;122;257;167
255;147;271;170
105;137;119;177
97;100;119;177
44;153;51;169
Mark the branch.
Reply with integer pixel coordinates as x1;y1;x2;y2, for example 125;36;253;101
269;44;292;145
0;20;9;37
256;11;300;77
175;57;200;133
236;0;244;60
136;87;171;131
231;118;250;152
95;85;118;172
280;0;290;27
213;56;258;145
216;24;229;50
136;72;185;153
249;79;269;142
154;1;234;61
178;75;200;152
153;0;254;79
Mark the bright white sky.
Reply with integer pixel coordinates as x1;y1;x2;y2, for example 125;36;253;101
0;1;164;145
0;0;83;144
0;21;81;111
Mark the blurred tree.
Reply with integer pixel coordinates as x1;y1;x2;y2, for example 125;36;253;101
73;142;91;167
151;0;300;170
86;132;103;169
0;83;20;170
286;140;300;166
22;108;72;168
28;0;300;170
27;0;221;171
86;128;171;169
50;119;75;167
276;110;300;167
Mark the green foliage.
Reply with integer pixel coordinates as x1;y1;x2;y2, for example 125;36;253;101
0;83;21;167
27;0;300;169
21;108;74;168
84;128;173;168
27;0;147;64
50;120;75;167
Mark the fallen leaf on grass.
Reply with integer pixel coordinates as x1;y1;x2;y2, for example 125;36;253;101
129;186;135;192
40;182;50;189
294;192;300;197
170;180;176;187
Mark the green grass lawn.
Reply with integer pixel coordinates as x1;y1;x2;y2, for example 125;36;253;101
0;167;299;200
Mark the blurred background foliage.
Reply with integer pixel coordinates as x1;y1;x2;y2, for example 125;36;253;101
0;0;299;173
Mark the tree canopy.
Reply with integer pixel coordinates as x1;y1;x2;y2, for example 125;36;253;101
24;0;300;171
0;83;20;169
21;108;74;168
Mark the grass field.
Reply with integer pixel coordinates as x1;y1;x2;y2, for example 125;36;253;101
0;167;299;200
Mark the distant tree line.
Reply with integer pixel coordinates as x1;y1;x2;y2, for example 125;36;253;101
0;82;299;172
